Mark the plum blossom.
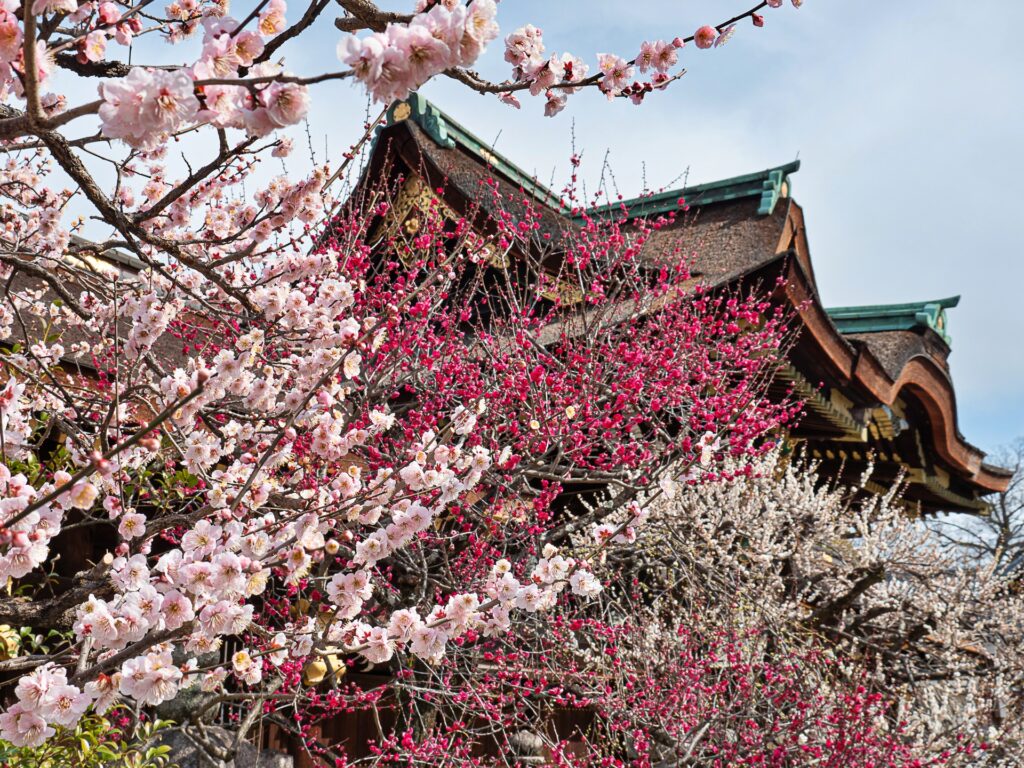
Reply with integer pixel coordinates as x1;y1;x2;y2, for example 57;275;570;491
504;24;544;70
694;25;718;49
338;0;498;104
569;568;602;598
259;0;287;36
80;31;107;63
13;664;65;711
714;24;737;48
98;68;200;149
698;431;721;467
524;54;565;96
38;683;90;727
498;91;521;109
409;623;447;663
638;39;679;73
68;480;98;510
273;137;294;157
97;2;122;25
32;0;76;14
0;8;810;746
0;465;57;582
119;648;183;706
0;664;89;744
597;53;633;98
0;702;53;748
0;8;22;66
84;674;120;713
358;625;396;664
232;649;263;685
118;511;147;540
544;89;567;117
257;81;310;131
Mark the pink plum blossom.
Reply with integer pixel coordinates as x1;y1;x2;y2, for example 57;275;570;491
259;0;287;36
694;25;718;49
98;68;200;149
0;702;53;748
597;53;633;98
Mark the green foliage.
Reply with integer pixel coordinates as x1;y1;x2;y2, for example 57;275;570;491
14;626;70;656
0;711;177;768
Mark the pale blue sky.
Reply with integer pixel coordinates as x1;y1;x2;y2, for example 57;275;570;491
75;1;1024;455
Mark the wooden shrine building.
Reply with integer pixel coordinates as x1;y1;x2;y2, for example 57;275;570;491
358;94;1011;513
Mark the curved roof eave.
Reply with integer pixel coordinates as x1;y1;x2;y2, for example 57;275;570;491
777;218;1008;494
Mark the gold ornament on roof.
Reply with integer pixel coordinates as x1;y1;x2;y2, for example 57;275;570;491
392;101;412;122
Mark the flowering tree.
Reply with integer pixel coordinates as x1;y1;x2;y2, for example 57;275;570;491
3;0;1016;762
0;0;854;762
607;452;1024;766
0;101;799;766
0;0;803;150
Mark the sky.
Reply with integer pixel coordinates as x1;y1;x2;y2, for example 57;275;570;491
65;0;1024;455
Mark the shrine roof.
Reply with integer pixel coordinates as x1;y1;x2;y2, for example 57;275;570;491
842;330;948;382
382;94;565;211
381;94;800;220
365;96;1010;504
378;96;797;285
581;160;801;220
827;296;960;345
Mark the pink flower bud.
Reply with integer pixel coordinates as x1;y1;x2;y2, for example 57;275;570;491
97;1;122;25
694;26;717;49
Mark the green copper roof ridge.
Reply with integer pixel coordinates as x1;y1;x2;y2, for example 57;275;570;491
385;96;801;218
825;295;960;316
826;296;960;345
386;94;566;210
577;159;801;220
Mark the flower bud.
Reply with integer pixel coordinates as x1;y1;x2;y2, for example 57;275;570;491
694;25;717;49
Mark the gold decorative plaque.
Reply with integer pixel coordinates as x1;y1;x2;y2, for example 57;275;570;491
391;101;412;122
